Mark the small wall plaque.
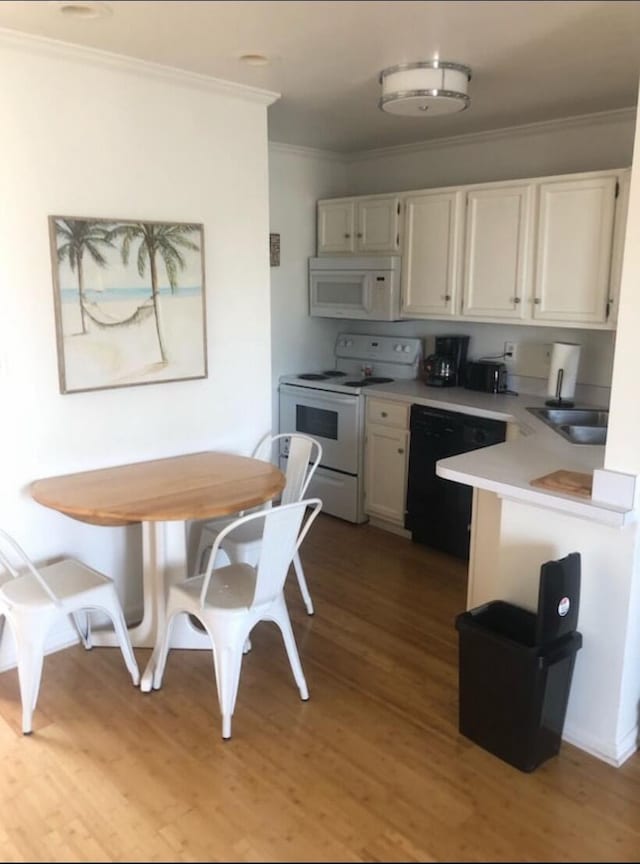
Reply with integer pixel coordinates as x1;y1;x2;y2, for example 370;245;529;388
270;232;280;267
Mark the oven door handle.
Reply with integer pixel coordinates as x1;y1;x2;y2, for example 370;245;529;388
279;385;358;406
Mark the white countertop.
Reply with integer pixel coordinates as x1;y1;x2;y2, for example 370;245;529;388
364;379;632;527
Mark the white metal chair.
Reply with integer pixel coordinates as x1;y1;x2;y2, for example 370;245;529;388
0;529;140;734
151;497;323;739
194;433;322;616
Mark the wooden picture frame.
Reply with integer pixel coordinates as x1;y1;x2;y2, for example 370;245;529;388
48;215;207;394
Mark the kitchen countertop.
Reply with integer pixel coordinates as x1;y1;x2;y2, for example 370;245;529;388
364;379;632;527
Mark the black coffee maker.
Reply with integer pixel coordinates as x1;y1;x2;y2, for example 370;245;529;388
422;335;470;387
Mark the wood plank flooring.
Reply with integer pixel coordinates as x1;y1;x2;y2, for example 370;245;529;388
0;514;638;861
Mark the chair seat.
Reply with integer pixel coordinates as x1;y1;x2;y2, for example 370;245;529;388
1;558;111;608
150;498;322;739
175;563;257;610
194;434;321;619
0;528;140;735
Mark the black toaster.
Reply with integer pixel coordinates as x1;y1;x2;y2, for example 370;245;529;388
464;360;508;393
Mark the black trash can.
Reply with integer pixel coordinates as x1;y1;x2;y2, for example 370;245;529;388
455;552;583;772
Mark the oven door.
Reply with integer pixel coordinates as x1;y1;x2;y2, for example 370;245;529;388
278;384;360;475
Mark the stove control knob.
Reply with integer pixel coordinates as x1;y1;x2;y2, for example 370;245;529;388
394;344;402;352
403;345;411;353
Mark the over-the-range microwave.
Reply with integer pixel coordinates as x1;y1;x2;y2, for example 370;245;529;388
308;255;402;321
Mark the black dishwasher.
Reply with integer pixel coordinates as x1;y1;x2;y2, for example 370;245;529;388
405;405;506;560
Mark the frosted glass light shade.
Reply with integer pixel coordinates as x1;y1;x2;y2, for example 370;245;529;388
379;61;471;116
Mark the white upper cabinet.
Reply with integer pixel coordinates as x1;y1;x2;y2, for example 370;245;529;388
316;167;629;329
401;190;464;317
462;184;535;320
606;171;630;326
532;176;618;324
317;199;355;254
317;194;401;255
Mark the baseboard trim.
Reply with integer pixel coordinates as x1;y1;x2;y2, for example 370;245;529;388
367;517;411;538
562;721;638;767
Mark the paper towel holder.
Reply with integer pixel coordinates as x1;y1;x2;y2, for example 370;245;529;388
546;368;574;408
545;341;581;408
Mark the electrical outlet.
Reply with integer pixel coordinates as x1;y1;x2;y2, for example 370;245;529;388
504;341;517;361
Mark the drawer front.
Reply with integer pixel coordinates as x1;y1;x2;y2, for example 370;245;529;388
367;398;409;428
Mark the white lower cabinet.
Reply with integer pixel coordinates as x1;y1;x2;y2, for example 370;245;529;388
364;398;409;528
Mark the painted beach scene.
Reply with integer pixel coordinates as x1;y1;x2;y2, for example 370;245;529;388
49;216;207;394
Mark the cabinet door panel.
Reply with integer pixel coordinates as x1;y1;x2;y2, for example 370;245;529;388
402;191;463;317
358;196;400;252
364;425;409;524
462;184;533;319
533;177;616;323
317;200;355;254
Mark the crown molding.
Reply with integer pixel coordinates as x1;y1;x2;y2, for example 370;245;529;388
0;27;280;106
268;141;348;163
347;107;637;163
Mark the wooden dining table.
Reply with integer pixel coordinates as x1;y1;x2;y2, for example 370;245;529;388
30;450;286;691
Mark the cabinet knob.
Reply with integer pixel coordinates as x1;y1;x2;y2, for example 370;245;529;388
397;448;404;454
533;298;541;305
512;296;521;304
357;232;363;238
344;233;351;239
442;294;451;302
381;411;388;418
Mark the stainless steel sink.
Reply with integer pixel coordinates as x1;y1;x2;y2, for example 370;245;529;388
528;407;609;427
526;406;608;445
558;424;607;445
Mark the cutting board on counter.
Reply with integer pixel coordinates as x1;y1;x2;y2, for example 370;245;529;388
530;470;593;498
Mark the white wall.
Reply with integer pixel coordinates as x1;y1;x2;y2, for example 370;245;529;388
343;319;615;405
606;110;640;473
598;89;640;762
268;143;347;428
0;34;276;661
346;109;636;195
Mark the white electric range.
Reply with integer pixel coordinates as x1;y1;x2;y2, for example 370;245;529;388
279;333;423;523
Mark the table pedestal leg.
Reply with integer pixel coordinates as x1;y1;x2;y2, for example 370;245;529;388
90;520;211;691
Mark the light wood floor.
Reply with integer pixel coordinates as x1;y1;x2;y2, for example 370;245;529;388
0;514;638;862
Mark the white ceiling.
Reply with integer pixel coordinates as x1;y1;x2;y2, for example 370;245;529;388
1;0;640;153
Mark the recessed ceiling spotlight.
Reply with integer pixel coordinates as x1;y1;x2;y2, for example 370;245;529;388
55;1;113;19
239;53;270;67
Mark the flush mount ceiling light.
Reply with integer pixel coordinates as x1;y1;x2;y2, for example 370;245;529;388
55;1;112;19
379;60;472;116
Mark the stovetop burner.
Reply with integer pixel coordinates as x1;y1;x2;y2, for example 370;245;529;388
322;370;347;377
344;377;395;387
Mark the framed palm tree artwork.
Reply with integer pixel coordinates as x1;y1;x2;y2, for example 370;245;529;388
48;215;207;394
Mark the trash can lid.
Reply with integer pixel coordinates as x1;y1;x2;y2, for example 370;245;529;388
536;552;580;645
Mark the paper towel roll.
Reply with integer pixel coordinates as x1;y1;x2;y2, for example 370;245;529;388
547;342;581;403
